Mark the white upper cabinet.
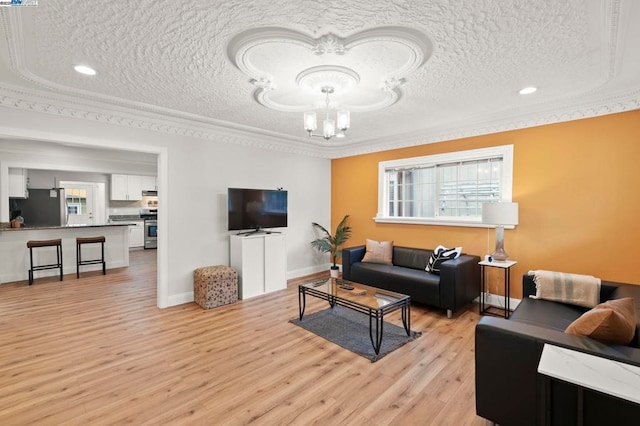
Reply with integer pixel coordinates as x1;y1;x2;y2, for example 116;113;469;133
110;174;143;201
127;175;143;201
8;168;28;199
141;176;157;191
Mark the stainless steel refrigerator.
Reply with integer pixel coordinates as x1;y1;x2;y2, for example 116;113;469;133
11;188;68;227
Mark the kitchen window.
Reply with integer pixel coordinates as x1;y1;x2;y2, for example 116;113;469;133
375;145;514;227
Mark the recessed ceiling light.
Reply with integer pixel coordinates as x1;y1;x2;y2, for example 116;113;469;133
74;65;97;76
519;86;537;95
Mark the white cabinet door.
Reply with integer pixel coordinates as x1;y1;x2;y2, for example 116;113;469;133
129;221;145;248
264;234;286;292
127;175;143;201
110;174;129;200
8;168;28;198
230;233;286;299
141;176;157;191
111;174;145;200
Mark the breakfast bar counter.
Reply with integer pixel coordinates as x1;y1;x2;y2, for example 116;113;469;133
0;224;129;284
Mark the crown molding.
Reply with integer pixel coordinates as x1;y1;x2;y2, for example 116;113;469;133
0;82;335;158
336;86;640;157
1;79;638;160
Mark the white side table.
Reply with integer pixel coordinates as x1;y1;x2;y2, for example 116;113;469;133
478;259;517;318
538;344;640;424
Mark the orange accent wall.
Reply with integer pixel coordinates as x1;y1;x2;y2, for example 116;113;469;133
332;110;640;299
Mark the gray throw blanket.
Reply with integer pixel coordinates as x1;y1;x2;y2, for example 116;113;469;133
529;270;601;308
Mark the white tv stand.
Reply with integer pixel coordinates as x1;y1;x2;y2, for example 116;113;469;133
229;233;286;299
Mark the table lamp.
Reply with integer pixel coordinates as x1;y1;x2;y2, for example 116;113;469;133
481;202;519;262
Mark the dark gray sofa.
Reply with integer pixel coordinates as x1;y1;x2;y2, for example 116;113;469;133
475;274;640;426
342;245;480;318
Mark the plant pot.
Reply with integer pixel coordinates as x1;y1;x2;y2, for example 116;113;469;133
330;267;339;278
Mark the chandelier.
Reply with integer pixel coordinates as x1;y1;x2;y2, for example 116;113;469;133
303;86;350;141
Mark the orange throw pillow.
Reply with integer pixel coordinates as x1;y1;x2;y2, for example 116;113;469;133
361;239;393;265
565;298;636;345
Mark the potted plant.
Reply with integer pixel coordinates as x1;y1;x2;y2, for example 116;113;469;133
311;214;352;278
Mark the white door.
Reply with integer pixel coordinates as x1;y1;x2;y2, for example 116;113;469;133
60;182;95;225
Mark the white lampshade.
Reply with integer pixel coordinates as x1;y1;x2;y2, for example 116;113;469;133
482;202;519;226
304;112;317;131
336;110;350;131
323;118;336;139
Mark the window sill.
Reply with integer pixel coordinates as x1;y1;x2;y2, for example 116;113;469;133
373;216;516;229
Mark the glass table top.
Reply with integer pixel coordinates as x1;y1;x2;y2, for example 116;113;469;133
300;278;409;309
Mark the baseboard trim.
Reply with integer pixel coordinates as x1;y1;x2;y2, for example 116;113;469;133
474;292;521;311
168;291;194;307
286;264;334;280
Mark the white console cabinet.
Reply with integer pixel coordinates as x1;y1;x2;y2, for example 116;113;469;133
230;233;286;299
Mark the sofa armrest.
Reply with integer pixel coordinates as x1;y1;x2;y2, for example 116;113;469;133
341;246;365;281
475;316;640;425
438;254;480;311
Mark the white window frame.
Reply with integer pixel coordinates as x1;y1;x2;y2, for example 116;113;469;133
375;145;514;228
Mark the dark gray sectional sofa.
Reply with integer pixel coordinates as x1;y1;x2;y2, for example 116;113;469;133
341;245;480;318
475;274;640;426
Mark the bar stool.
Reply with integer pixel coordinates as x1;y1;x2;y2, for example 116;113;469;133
76;236;106;278
27;239;63;285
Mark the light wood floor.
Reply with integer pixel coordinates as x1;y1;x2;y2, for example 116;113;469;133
0;250;485;425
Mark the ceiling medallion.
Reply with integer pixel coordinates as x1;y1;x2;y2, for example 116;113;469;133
227;26;433;140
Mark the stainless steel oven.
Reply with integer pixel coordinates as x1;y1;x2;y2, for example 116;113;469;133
141;209;157;249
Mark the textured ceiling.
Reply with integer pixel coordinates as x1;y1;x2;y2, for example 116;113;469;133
0;0;639;157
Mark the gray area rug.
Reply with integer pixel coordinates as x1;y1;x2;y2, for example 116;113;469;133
290;305;422;362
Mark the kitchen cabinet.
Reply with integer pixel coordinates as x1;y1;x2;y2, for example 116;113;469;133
8;168;28;198
110;174;143;201
230;233;286;299
141;176;157;191
129;220;145;248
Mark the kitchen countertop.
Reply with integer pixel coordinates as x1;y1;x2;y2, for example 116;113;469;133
0;223;130;232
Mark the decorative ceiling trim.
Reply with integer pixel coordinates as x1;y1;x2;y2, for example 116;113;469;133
2;78;638;161
336;89;640;157
0;83;332;159
227;26;432;113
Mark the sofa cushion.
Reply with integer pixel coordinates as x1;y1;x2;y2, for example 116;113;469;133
393;246;431;270
509;297;589;333
361;239;393;265
612;285;640;348
566;298;636;346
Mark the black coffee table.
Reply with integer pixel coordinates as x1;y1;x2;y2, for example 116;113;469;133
298;278;411;355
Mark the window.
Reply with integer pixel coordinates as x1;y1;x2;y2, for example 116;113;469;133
65;188;88;215
376;145;514;227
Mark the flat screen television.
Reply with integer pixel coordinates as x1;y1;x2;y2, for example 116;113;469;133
227;188;288;232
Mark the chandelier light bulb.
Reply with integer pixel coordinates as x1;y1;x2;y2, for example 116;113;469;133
337;110;350;131
304;112;317;131
323;119;336;140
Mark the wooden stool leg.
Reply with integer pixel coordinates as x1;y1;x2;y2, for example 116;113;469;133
102;241;106;275
76;242;80;279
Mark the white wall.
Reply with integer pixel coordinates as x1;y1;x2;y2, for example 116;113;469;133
27;169;110;189
0;105;331;307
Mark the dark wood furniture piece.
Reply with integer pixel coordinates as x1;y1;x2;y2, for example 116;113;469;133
27;238;63;285
76;236;106;278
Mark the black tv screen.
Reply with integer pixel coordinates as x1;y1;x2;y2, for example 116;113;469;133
228;188;288;231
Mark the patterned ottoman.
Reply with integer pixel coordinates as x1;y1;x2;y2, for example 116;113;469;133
193;265;238;309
